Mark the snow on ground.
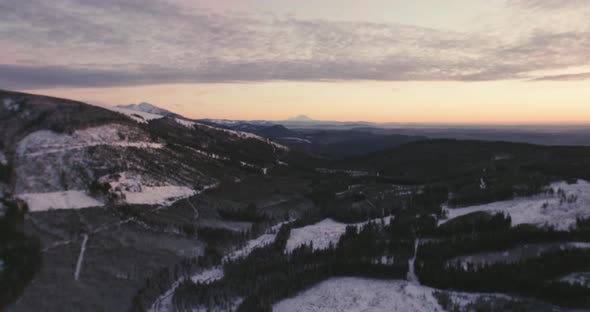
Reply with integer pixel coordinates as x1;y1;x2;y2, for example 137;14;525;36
3;97;19;111
150;220;290;312
559;272;590;287
273;277;445;312
74;235;89;281
273;277;513;312
18;190;103;211
123;186;196;206
190;266;225;284
441;180;590;231
194;122;289;151
19;171;199;210
16;124;163;158
224;233;277;262
149;230;274;312
280;137;312;144
286;219;353;253
178;145;230;161
148;266;225;312
315;168;370;177
174;118;196;129
98;172;199;206
116;103;172;116
449;242;590;268
407;239;420;284
286;216;393;253
106;106;164;123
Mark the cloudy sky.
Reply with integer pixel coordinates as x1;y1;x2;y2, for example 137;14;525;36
1;0;590;123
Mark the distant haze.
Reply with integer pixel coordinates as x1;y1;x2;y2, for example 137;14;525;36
2;0;590;124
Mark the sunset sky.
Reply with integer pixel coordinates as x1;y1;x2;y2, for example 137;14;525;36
1;0;590;124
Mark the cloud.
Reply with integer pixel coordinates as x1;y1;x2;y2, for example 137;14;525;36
532;72;590;81
1;0;590;88
511;0;589;10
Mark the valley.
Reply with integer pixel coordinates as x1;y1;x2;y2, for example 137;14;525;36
1;90;590;312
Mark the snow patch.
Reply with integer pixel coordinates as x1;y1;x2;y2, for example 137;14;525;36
559;272;590;287
479;178;487;190
106;106;164;123
180;145;229;161
17;124;163;158
18;190;103;211
195;123;289;151
98;172;143;195
3;98;19;111
286;216;393;253
123;186;196;206
190;266;225;284
74;235;89;281
441;180;590;231
224;234;277;262
148;267;224;312
97;172;196;205
273;277;444;312
149;220;290;312
407;239;420;284
174;118;196;129
316;168;370;177
449;242;590;267
280;137;312;144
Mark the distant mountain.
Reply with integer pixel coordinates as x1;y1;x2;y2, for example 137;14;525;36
285;115;316;122
116;102;182;118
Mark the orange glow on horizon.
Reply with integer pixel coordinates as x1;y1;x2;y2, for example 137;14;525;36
23;80;590;125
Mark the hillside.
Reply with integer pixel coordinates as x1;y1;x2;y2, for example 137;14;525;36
0;90;318;311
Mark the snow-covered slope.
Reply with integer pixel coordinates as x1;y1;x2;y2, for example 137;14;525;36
224;233;277;261
441;180;590;231
16;124;162;158
97;172;211;207
149;228;280;312
273;277;514;312
449;242;590;268
194;122;289;151
18;190;103;211
148;266;225;312
286;219;349;252
560;272;590;287
286;217;393;253
123;186;196;206
273;277;445;312
106;106;165;123
14;124;165;194
116;103;179;118
109;102;289;153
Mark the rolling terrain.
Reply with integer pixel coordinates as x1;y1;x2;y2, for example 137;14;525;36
1;90;590;312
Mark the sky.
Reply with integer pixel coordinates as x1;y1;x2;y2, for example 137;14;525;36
1;0;590;124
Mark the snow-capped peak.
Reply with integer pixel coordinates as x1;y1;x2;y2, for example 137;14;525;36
286;114;315;122
116;102;180;118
